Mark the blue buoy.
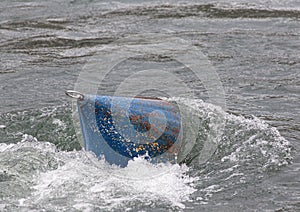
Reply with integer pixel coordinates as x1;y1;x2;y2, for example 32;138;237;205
67;91;182;167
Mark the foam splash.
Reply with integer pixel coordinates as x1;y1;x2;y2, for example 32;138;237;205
221;115;291;168
1;136;197;211
27;154;196;210
168;97;292;170
164;97;292;203
0;135;62;210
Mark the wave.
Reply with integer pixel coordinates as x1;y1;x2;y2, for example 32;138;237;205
104;3;300;19
0;35;116;50
0;98;292;210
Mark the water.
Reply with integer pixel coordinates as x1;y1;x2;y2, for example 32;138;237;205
0;0;299;211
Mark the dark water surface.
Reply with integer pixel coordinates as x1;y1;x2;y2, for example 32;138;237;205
0;1;299;211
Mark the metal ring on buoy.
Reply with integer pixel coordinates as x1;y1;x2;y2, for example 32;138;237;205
65;90;84;101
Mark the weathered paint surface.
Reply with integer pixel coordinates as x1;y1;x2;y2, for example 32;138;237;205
78;95;182;167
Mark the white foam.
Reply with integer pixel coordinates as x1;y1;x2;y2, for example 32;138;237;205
20;150;197;211
52;118;67;130
0;143;14;152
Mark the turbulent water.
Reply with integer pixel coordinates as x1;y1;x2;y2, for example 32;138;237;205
0;0;299;211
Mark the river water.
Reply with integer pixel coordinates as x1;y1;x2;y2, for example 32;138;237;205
0;0;299;211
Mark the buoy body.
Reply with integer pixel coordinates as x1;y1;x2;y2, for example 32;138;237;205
77;95;182;167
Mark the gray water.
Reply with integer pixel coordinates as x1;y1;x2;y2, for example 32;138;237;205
0;0;299;211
